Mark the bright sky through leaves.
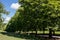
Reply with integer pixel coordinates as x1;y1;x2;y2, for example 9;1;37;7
0;0;20;23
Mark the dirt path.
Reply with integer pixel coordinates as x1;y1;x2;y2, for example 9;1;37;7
39;35;60;40
48;38;60;40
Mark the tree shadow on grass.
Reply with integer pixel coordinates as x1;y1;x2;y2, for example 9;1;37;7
0;32;46;40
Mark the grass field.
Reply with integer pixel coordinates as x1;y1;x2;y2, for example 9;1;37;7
0;30;30;40
0;30;40;40
0;30;60;40
0;31;29;40
0;34;27;40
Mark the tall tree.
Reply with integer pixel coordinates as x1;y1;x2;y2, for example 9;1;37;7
18;0;60;34
0;2;9;28
5;0;60;34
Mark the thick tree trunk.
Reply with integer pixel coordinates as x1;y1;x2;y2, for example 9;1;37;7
35;28;37;35
36;30;37;34
32;30;33;33
43;30;45;34
19;31;21;33
43;28;45;34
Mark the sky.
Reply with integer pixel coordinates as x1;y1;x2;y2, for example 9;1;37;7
0;0;20;23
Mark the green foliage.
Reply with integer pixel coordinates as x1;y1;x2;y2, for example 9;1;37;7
5;0;60;33
0;2;9;29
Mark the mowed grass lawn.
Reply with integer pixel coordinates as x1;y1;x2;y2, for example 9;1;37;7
0;30;39;40
0;34;27;40
0;30;60;40
0;30;27;40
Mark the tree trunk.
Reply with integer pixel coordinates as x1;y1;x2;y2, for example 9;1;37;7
43;28;45;34
36;30;37;34
35;28;37;35
43;30;45;34
32;30;33;33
